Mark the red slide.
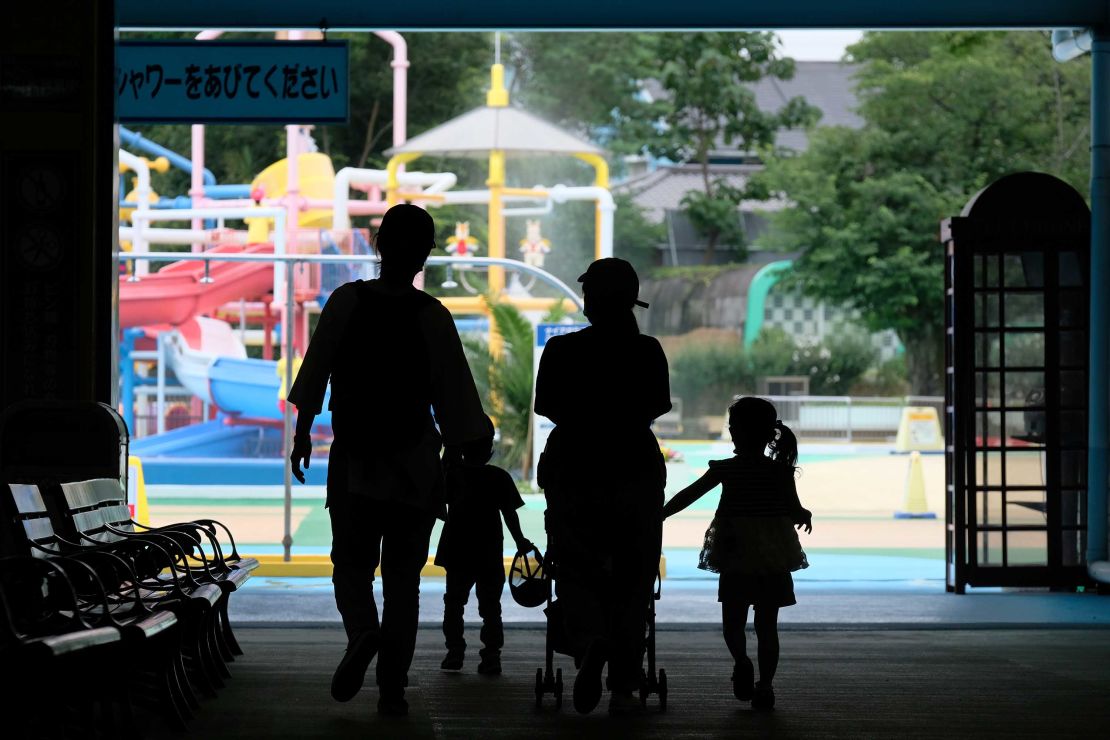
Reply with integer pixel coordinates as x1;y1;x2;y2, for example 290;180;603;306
119;243;275;328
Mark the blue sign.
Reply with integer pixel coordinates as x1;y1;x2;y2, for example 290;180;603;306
536;322;588;348
116;41;348;124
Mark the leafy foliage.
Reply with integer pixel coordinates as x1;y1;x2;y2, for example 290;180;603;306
668;327;878;416
461;300;536;476
757;31;1091;394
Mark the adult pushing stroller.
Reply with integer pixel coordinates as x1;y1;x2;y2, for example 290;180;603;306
510;514;668;712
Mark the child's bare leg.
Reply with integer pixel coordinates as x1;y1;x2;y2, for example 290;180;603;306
753;606;780;684
721;600;750;664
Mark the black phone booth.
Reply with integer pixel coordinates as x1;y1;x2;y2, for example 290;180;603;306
943;172;1092;592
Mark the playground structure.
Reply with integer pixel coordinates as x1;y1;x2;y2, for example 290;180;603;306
118;31;610;485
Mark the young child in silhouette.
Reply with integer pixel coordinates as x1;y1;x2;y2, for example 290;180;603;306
663;397;812;710
435;419;532;675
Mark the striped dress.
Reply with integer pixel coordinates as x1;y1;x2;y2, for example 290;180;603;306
697;454;809;577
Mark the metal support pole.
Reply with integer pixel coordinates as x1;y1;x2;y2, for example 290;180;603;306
1088;29;1110;569
156;332;167;435
846;396;853;444
121;332;135;435
282;258;296;562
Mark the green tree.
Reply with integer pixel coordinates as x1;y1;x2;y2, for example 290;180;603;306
506;32;660;161
647;33;820;263
758;31;1091;394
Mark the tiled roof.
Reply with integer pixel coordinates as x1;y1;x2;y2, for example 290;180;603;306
619;62;862;222
614;164;788;223
641;61;862;155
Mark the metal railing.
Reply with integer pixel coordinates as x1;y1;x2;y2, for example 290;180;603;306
728;395;945;442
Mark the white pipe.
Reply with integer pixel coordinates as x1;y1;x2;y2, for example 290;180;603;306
128;207;287;299
1053;28;1093;63
550;185;616;259
504;191;555;218
435;184;615;258
119;227;250;246
118;150;152;275
332;167;457;231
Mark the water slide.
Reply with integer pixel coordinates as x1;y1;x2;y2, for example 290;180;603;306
166;316;332;426
118;242;275;328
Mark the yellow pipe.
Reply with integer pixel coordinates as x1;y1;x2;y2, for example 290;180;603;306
574;153;610;188
385;152;423;205
440;296;577;314
575;153;611;261
501;187;550;198
393;192;447;203
487;63;510;108
487;150;506;297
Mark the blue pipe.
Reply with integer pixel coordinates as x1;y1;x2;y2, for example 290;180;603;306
1087;30;1109;572
205;184;253;199
119;126;216;186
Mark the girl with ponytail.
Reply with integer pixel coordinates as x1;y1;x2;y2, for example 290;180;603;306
662;396;812;710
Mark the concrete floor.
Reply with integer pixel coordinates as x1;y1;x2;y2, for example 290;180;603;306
143;626;1110;739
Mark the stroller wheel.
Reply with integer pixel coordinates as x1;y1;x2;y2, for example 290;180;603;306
554;668;563;710
535;668;544;708
658;669;668;713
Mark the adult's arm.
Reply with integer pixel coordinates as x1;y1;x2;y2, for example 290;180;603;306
287;282;357;416
287;282;357;482
420;301;489;446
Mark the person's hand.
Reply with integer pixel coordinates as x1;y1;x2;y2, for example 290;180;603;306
515;537;535;554
290;436;312;484
796;509;813;534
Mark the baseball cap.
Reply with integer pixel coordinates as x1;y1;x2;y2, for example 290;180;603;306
577;257;649;308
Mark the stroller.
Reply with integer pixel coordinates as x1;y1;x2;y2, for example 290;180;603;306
511;512;668;712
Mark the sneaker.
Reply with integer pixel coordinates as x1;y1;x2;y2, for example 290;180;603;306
440;649;464;671
752;681;775;711
477;653;502;675
732;658;754;701
608;691;643;716
331;631;379;702
572;639;607;715
377;693;409;716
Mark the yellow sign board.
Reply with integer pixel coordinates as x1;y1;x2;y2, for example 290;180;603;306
894;406;944;452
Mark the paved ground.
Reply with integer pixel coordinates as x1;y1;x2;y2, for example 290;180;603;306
140;627;1110;739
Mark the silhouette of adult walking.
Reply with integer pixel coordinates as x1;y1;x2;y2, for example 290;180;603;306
534;257;671;715
287;204;489;716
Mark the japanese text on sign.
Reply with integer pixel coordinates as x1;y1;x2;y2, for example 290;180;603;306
117;41;348;124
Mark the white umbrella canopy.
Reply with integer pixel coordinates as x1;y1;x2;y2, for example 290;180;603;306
384;105;604;159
